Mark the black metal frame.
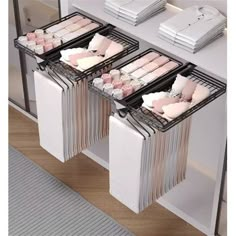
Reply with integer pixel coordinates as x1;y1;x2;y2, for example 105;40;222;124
88;48;186;107
14;11;104;60
46;24;139;81
128;64;226;132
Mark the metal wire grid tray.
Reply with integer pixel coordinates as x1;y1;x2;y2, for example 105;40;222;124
45;25;139;81
127;64;226;132
88;48;186;106
14;12;104;60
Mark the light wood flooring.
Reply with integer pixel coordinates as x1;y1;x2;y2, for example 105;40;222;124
9;106;204;236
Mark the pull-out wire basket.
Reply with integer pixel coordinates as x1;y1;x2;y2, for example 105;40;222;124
88;48;186;106
128;64;226;132
46;25;139;81
14;12;104;60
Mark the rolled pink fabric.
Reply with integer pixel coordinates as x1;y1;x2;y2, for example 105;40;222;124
143;62;159;73
181;80;197;101
131;68;147;80
35;38;45;45
27;33;36;41
162;61;179;71
153;56;169;67
43;42;53;52
76;18;92;28
122;84;134;97
133;58;150;67
66;23;81;32
69;15;84;23
153;97;179;113
112;79;123;89
121;63;138;74
69;51;94;66
142;52;160;61
153;67;168;77
84;23;99;31
101;73;113;84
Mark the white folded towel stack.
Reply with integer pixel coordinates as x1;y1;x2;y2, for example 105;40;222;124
104;0;167;26
158;5;226;53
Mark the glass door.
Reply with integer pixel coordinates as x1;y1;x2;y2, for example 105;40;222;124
9;0;60;116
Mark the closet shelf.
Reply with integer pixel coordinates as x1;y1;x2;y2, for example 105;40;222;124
14;12;104;60
46;25;139;81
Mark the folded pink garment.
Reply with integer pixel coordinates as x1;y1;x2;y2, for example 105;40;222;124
69;51;94;66
153;56;169;67
162;102;190;119
66;23;81;32
84;23;99;31
69;15;84;23
143;62;159;73
162;61;179;71
191;84;210;105
181;80;197;101
133;58;150;67
153;97;179;113
142;52;160;61
76;18;92;28
153;67;168;77
96;38;112;55
105;41;124;58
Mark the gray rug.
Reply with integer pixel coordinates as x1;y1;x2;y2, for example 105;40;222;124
9;146;134;236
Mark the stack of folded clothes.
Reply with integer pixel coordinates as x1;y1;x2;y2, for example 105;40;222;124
142;74;210;120
17;15;100;54
104;0;167;26
158;5;226;53
92;51;180;100
60;33;124;71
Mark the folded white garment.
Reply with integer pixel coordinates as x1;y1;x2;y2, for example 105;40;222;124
158;5;226;52
159;31;224;53
60;48;86;61
159;22;226;46
77;56;104;71
105;0;166;25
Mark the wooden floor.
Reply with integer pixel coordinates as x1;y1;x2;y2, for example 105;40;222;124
9;106;204;236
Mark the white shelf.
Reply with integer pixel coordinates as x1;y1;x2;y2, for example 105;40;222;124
157;166;216;235
72;0;227;80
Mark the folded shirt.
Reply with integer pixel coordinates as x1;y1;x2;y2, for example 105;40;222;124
105;0;167;25
159;5;226;52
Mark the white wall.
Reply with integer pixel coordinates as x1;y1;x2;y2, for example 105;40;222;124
168;0;227;15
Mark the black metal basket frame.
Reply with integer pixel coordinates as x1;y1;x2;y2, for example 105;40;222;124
14;11;104;60
46;24;139;81
128;64;227;132
88;48;186;107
